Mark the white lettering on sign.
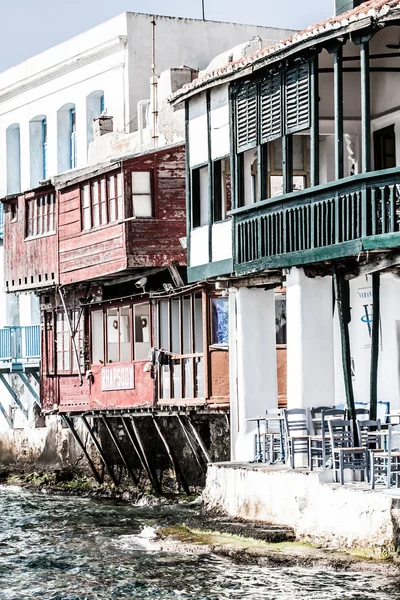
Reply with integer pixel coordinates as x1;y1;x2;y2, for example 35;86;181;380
101;364;135;391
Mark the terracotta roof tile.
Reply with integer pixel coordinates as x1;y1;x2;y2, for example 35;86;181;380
170;0;400;102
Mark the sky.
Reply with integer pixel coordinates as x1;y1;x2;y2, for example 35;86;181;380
0;0;333;72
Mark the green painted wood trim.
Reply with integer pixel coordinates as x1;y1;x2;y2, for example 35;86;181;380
369;272;380;422
333;270;358;442
334;46;344;180
185;101;191;267
188;259;233;283
362;232;400;250
360;41;371;174
283;135;293;195
206;91;213;263
310;54;320;187
234;239;362;274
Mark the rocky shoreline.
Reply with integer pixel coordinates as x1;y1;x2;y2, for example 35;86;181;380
2;465;400;574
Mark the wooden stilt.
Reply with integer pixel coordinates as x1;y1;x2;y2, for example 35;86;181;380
62;415;102;484
129;416;162;494
186;415;212;464
152;416;190;495
176;414;206;473
101;415;139;486
80;415;119;486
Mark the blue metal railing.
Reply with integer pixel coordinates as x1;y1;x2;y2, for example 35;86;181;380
0;326;40;363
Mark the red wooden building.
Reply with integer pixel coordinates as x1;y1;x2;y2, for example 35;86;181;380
1;142;230;419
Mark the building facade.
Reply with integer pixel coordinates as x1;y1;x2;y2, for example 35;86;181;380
172;0;400;460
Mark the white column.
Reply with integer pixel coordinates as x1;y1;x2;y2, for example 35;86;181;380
229;287;277;462
286;267;335;410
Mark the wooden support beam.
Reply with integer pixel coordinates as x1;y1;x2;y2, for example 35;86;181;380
80;415;119;486
152;416;190;495
28;370;40;385
310;54;320;188
334;45;344;180
168;263;185;288
0;398;12;428
333;270;358;442
129;416;162;494
119;416;148;483
216;272;282;289
101;415;139;486
176;414;206;473
0;373;28;419
62;415;103;485
369;273;380;421
345;252;400;278
186;415;212;464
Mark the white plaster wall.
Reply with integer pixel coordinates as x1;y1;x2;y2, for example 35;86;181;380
229;288;277;461
204;464;399;554
188;93;208;168
190;225;208;267
212;220;232;263
286;268;335;410
210;84;230;161
334;273;400;413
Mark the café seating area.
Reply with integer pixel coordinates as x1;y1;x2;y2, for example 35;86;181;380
249;402;400;488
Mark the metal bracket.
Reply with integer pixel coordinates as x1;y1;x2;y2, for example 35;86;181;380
0;373;28;420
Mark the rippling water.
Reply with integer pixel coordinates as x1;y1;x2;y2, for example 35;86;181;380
0;486;399;599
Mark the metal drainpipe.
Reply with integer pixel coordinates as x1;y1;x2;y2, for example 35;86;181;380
151;17;158;148
58;286;83;386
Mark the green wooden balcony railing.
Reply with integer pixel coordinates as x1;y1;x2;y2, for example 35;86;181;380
232;167;400;273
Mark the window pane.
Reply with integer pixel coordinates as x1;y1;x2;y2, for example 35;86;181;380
159;300;169;349
119;306;131;362
82;185;91;229
117;173;124;220
91;310;104;364
100;179;107;224
106;308;119;363
199;166;208;225
171;298;180;354
161;365;170;399
92;182;100;227
172;359;181;398
194;294;203;353
195;356;205;397
132;171;151;194
212;298;229;345
182;296;192;354
108;176;116;222
183;358;193;398
133;194;152;217
134;303;150;360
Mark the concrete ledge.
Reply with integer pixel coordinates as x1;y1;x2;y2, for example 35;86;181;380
203;463;400;556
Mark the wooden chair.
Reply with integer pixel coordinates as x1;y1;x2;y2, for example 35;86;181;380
370;425;400;489
328;419;369;484
284;408;310;469
262;409;285;464
309;408;345;470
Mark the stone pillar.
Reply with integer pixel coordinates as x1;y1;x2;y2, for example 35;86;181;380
286;267;335;410
229;287;277;462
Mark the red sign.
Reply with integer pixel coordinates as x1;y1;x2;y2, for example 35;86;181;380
101;364;135;391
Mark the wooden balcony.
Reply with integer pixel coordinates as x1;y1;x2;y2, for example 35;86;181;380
232;167;400;274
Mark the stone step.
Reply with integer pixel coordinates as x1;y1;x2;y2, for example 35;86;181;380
184;514;296;543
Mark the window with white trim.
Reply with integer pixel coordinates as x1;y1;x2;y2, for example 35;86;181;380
132;171;152;217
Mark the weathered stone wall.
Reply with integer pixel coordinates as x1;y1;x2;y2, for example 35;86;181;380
204;463;400;556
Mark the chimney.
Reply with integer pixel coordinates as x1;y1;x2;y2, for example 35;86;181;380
335;0;361;15
93;115;113;138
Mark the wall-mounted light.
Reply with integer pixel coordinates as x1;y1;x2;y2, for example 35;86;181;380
141;317;148;328
112;319;118;329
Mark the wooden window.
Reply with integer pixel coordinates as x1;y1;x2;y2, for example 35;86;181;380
236;80;258;152
132;171;152;217
157;292;205;400
192;165;208;228
56;310;83;374
90;302;151;365
374;125;396;171
267;136;310;198
260;73;282;143
26;193;56;238
285;62;310;135
213;158;231;222
81;171;125;230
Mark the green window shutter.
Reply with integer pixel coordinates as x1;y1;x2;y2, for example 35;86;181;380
236;81;258;153
260;73;282;143
285;62;310;135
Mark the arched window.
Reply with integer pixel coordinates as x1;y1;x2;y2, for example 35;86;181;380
57;103;76;173
29;115;47;187
6;124;21;194
86;90;105;147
